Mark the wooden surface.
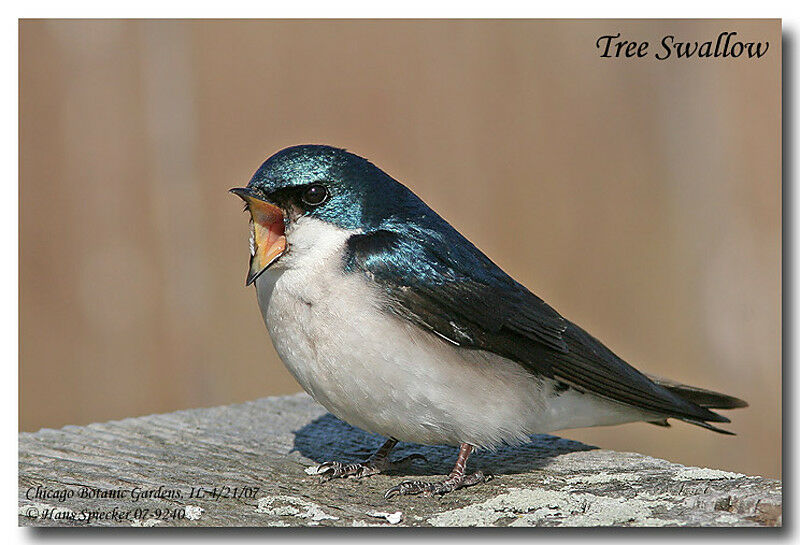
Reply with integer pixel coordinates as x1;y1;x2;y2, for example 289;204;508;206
18;393;781;527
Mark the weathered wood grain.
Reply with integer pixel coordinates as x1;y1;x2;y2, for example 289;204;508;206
19;393;781;527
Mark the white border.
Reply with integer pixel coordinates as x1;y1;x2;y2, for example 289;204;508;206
6;3;793;542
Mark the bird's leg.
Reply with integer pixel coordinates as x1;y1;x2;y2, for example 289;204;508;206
384;443;488;498
316;437;427;482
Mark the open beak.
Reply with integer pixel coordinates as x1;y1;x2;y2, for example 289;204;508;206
230;187;287;286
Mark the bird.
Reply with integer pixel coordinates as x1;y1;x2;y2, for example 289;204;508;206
231;144;747;499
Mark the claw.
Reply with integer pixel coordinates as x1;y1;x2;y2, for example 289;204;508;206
316;461;342;482
314;449;427;484
384;471;489;499
316;461;338;473
384;480;424;499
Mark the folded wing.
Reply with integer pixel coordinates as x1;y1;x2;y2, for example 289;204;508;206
344;227;733;428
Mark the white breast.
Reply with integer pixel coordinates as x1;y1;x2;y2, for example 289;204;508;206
255;217;645;448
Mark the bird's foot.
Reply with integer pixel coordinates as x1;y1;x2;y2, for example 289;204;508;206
315;453;427;482
384;471;490;499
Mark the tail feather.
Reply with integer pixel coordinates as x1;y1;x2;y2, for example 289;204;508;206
644;373;747;434
683;419;737;436
646;373;748;409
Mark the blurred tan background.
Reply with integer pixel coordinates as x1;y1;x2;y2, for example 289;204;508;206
19;20;781;478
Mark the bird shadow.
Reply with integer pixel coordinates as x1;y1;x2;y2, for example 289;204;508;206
291;413;596;477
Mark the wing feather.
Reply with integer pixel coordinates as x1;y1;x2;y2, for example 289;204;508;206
344;228;729;425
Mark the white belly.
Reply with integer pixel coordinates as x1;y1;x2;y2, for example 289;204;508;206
254;218;644;448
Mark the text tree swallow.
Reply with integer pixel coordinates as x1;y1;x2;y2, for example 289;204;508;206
231;145;747;498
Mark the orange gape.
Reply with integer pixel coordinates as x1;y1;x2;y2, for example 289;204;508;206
230;188;287;285
249;199;286;271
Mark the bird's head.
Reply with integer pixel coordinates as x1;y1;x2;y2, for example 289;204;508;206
231;144;416;285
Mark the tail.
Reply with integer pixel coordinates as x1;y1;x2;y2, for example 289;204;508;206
645;374;748;435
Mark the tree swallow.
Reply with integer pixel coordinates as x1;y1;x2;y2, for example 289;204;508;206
231;145;747;498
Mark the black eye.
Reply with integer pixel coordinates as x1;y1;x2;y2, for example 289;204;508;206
301;184;329;206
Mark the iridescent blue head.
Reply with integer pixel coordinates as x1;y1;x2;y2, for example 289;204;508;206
246;144;428;231
230;144;434;284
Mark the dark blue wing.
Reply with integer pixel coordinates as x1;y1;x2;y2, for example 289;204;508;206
345;227;569;353
344;227;729;425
